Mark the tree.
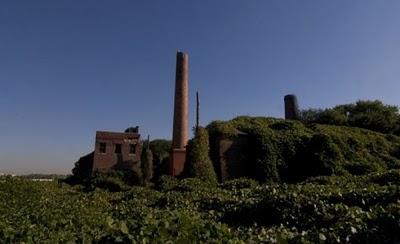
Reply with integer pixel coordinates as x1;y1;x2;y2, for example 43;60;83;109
299;100;400;135
125;126;139;133
141;137;154;184
348;100;400;134
65;152;94;184
186;127;217;185
149;139;172;179
149;139;171;165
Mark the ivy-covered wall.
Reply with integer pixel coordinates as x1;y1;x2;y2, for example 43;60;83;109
207;116;400;182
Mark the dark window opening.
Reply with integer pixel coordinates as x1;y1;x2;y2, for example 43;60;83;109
129;144;136;154
115;144;122;154
99;143;106;153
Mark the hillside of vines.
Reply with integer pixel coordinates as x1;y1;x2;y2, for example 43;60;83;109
1;171;399;243
2;109;400;243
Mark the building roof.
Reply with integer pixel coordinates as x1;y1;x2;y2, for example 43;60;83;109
95;131;140;141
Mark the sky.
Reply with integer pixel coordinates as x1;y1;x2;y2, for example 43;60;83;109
1;1;400;174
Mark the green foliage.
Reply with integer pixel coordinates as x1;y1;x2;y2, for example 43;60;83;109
18;174;66;180
299;100;400;135
91;171;131;192
173;178;215;192
206;120;238;138
149;139;171;162
1;172;399;243
86;170;143;191
66;152;94;184
207;116;400;182
299;133;344;176
141;145;154;184
124;126;139;133
370;169;400;185
220;178;259;191
156;175;179;192
149;139;171;179
186;127;218;185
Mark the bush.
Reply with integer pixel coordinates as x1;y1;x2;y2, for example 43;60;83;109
371;169;400;185
149;139;171;180
65;152;94;185
90;170;142;191
186;127;218;185
303;133;344;176
156;175;179;192
173;178;215;192
141;145;154;184
91;171;129;192
344;162;383;175
220;178;259;191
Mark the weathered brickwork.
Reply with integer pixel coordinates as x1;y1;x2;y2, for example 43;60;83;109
209;132;253;182
172;51;189;149
170;51;189;176
92;131;141;171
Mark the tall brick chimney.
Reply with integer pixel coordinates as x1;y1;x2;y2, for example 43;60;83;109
169;51;189;176
284;94;299;120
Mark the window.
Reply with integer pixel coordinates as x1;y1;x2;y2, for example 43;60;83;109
129;144;136;154
99;143;106;153
115;144;122;154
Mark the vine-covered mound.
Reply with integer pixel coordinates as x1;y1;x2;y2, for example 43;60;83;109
0;173;399;243
207;116;400;182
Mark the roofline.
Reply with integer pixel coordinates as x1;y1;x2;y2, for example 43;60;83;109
96;130;140;136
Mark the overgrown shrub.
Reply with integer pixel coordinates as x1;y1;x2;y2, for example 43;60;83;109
371;169;400;185
302;133;344;176
1;172;399;243
64;152;94;185
90;170;142;191
149;139;171;180
156;175;179;192
173;178;214;192
186;127;218;185
220;178;259;191
141;145;153;184
207;116;400;182
91;171;130;192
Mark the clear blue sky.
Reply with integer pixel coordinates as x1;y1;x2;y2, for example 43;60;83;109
1;1;400;174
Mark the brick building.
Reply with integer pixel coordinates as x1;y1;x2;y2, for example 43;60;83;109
92;131;142;172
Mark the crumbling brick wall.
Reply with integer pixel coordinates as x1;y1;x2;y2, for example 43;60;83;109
93;131;142;172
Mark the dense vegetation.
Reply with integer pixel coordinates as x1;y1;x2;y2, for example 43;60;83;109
148;139;171;180
185;127;218;185
299;100;400;135
3;100;400;242
67;139;171;187
141;141;154;185
207;116;400;182
0;172;399;243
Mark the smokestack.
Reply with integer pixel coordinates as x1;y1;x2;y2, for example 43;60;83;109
170;51;189;176
172;51;189;148
284;94;299;120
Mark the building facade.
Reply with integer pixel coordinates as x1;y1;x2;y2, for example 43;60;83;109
92;131;141;172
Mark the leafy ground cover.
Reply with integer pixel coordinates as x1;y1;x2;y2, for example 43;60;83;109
207;116;400;182
1;171;399;243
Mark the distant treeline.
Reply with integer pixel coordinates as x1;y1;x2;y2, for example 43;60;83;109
18;174;68;179
299;100;400;135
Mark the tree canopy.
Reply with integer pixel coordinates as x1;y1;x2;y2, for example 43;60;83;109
299;100;400;135
186;127;218;185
